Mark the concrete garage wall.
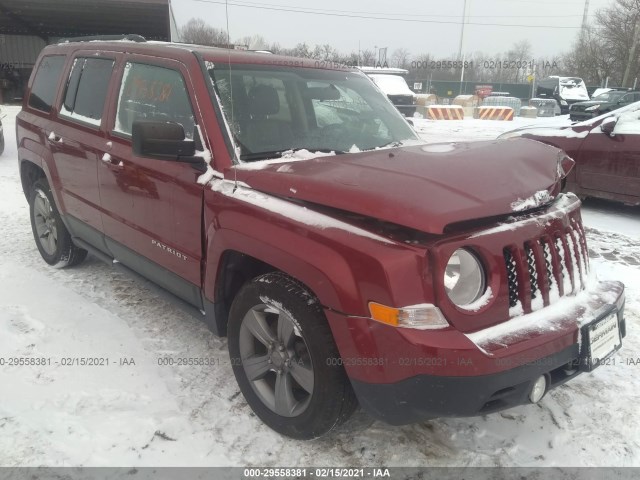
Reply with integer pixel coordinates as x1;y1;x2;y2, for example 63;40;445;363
0;0;171;104
0;34;46;66
0;34;46;103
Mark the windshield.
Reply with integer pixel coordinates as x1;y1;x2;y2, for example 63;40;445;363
368;74;414;96
207;64;419;162
593;91;625;102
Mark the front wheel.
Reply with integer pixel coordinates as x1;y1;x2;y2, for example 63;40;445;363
29;179;87;268
228;272;357;439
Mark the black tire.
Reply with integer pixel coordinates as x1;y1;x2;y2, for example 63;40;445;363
228;272;357;439
29;178;87;268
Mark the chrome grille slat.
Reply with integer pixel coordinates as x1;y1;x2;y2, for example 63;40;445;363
503;220;588;318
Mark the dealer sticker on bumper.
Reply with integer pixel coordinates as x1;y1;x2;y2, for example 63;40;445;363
584;312;622;370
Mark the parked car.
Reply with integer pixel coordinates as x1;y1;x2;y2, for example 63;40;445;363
500;102;640;206
536;76;590;114
529;98;561;117
359;67;417;117
569;90;640;121
17;37;625;439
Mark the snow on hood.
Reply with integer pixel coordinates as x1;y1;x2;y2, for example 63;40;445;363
235;149;337;170
500;127;589;140
511;190;555;212
230;139;565;234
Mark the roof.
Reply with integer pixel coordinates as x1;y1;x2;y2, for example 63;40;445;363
0;0;170;40
45;40;367;72
359;66;409;76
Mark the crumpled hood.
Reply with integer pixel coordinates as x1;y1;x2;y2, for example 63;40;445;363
231;139;565;234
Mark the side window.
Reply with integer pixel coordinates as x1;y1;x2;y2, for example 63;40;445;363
28;55;66;113
61;57;115;126
114;62;195;139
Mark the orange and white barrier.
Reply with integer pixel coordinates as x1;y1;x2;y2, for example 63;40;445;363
426;105;465;120
474;106;514;121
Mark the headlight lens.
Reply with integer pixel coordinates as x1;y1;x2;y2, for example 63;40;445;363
444;249;486;307
585;104;600;112
560;100;568;106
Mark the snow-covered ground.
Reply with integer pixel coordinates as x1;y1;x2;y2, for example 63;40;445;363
412;115;573;144
1;106;639;467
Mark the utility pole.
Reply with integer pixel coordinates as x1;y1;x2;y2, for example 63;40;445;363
457;0;467;61
581;0;590;32
459;0;469;94
623;17;640;87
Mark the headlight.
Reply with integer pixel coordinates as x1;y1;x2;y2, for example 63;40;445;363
585;105;600;112
444;249;486;308
560;100;568;106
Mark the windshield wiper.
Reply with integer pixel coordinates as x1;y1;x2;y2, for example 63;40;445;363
240;147;347;162
375;141;404;149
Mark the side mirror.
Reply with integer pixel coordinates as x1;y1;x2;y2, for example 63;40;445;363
600;117;617;136
132;121;198;162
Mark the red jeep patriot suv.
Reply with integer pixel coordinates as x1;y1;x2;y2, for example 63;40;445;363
16;36;625;439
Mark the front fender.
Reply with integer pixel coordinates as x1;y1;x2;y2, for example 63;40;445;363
202;181;430;316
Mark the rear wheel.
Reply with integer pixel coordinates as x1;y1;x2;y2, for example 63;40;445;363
228;272;357;439
29;179;87;268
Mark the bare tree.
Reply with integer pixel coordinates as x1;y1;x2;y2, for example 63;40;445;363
360;49;375;66
596;0;640;85
510;40;532;83
391;48;411;69
180;18;228;46
562;26;612;85
236;34;269;50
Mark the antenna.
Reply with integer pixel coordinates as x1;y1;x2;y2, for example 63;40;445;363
224;0;238;188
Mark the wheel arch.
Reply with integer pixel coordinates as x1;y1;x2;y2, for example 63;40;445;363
20;159;47;201
203;228;362;337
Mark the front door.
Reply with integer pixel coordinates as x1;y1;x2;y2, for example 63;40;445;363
98;55;206;306
577;108;640;204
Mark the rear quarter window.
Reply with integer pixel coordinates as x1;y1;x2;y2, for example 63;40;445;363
28;55;66;113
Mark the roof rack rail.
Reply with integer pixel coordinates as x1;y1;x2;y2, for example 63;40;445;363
58;34;147;44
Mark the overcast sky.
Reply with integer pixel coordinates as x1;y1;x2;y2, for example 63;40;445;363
170;0;616;59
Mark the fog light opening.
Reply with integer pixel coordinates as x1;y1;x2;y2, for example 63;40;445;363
529;375;548;404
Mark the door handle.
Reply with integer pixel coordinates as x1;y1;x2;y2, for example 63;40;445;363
47;131;63;144
101;153;124;169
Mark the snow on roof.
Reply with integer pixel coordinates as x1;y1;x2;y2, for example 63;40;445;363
359;66;409;75
368;74;414;96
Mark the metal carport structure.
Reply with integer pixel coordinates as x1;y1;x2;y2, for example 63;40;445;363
0;0;174;102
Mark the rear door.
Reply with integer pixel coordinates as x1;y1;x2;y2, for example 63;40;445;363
576;108;640;204
98;55;206;306
50;52;119;241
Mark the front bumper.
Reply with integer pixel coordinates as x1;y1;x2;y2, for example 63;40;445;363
326;281;625;425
